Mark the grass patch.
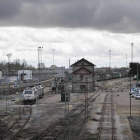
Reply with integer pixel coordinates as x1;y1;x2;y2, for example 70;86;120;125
115;82;121;85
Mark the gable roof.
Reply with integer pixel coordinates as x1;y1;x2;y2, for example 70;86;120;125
72;67;94;74
71;58;95;66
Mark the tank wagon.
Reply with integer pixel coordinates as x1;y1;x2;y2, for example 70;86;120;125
22;84;44;104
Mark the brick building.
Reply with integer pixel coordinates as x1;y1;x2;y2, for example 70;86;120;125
71;58;95;93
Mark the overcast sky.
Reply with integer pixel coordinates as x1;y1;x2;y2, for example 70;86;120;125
0;0;140;68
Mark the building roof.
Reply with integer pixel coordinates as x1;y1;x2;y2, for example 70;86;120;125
72;67;94;75
71;58;95;66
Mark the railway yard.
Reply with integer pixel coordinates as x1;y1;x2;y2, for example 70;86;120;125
0;77;140;140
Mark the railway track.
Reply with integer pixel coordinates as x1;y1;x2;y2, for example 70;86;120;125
96;79;124;140
0;78;54;96
0;105;32;140
97;92;115;140
37;90;102;140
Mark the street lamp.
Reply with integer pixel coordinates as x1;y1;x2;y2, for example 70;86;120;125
37;47;43;83
109;50;111;68
126;54;127;68
137;62;139;87
52;49;55;67
52;49;55;77
130;43;134;118
6;53;12;111
129;66;131;118
36;46;43;126
131;43;134;62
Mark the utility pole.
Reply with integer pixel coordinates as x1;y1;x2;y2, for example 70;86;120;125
37;47;43;84
64;81;70;140
130;68;131;118
40;47;43;81
85;77;89;121
69;59;70;68
52;49;55;78
109;50;111;68
6;53;12;111
52;49;55;67
36;47;42;126
131;43;134;62
137;62;139;87
126;54;127;68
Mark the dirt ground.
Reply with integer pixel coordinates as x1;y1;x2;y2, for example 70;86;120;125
115;79;140;140
0;78;140;140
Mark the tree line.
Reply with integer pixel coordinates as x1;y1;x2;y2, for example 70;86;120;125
0;59;36;70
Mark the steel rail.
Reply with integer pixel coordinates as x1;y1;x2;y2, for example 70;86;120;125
97;94;108;140
97;79;118;140
0;116;21;138
0;105;32;140
9;114;31;140
37;105;84;140
111;92;115;140
38;90;102;140
51;109;85;140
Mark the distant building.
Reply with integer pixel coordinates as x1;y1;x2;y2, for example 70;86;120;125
54;67;65;78
18;70;32;81
71;58;95;93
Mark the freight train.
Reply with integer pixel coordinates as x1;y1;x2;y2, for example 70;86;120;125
22;84;44;104
95;72;126;81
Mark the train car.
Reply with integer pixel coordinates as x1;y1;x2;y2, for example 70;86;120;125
22;84;44;104
35;84;44;98
105;74;112;80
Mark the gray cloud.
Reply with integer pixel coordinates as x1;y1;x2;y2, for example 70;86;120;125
0;0;140;33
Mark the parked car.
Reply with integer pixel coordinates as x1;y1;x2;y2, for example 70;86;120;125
131;91;138;98
129;88;135;94
131;90;140;98
129;87;139;94
135;93;140;99
131;89;139;98
13;83;19;88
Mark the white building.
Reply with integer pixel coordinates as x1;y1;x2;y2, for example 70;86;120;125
18;70;32;81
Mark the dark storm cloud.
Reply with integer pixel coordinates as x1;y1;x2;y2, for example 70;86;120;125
0;0;140;33
0;1;21;19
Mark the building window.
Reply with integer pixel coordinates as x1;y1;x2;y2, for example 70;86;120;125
80;85;86;90
80;75;83;81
